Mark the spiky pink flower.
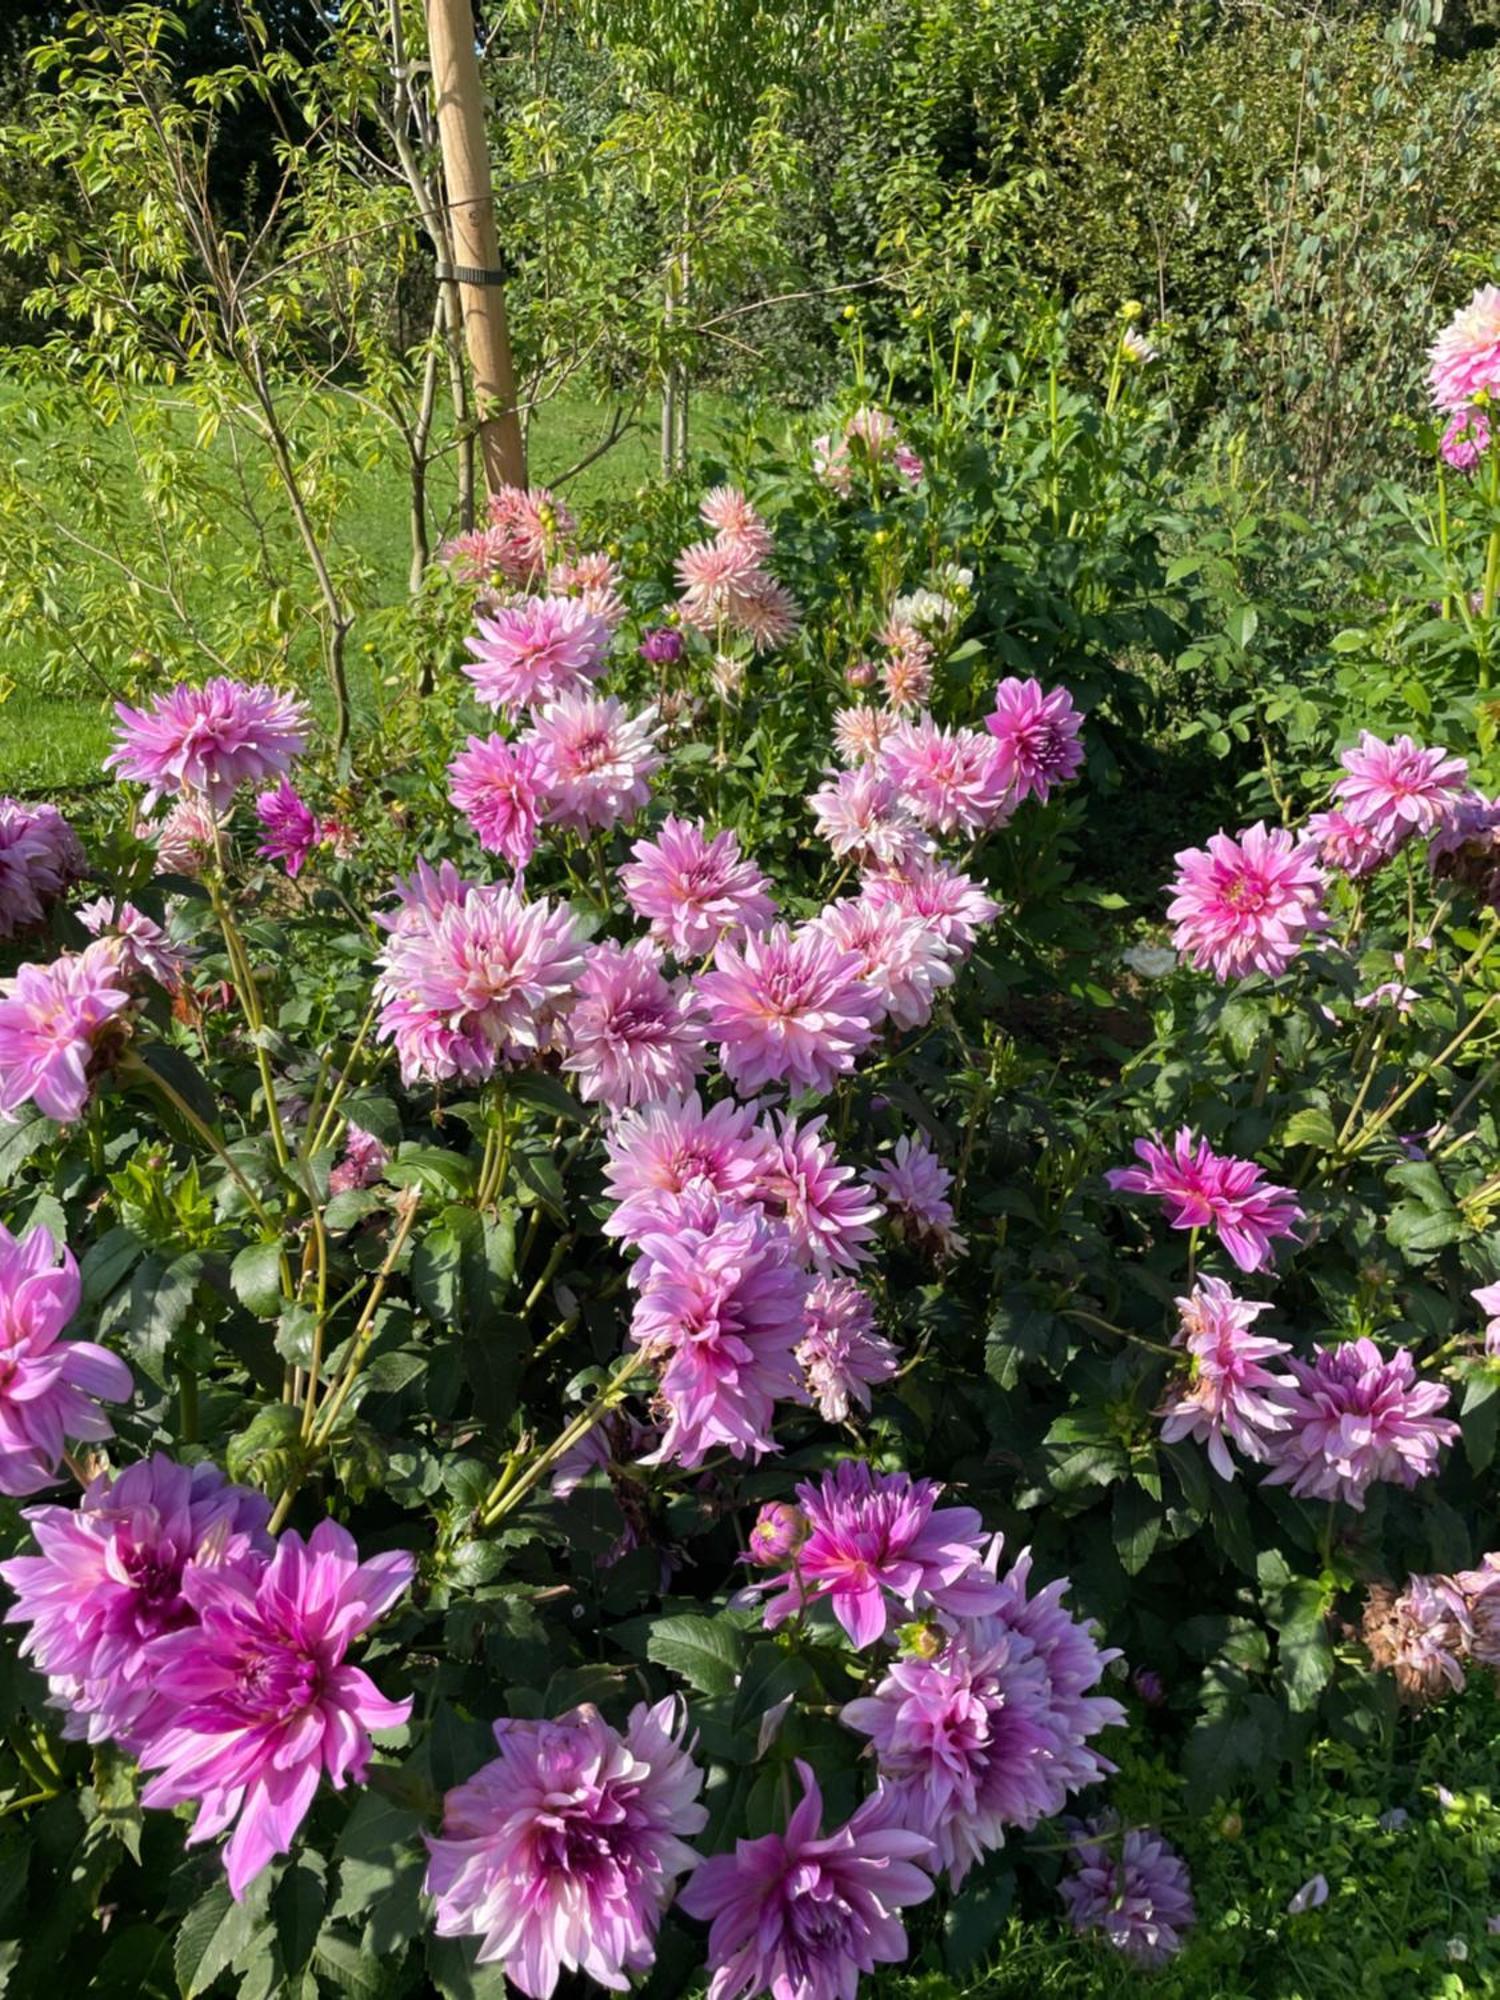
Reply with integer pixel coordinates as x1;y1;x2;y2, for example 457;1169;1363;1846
754;1114;883;1272
255;780;322;877
732;574;801;653
619;816;776;959
1429;285;1500;412
751;1460;1006;1648
481;483;577;586
1332;732;1469;848
1167;822;1327;982
328;1123;389;1196
0;800;85;939
440;524;514;585
0;1223;131;1498
628;1193;810;1466
1260;1338;1457;1509
878;620;934;712
1159;1277;1294;1479
373;879;585;1086
860;858;1000;964
601;1092;771;1245
562;938;707;1110
447;734;548;873
525;694;662;836
106;678;309;810
808;766;927;868
1304;809;1395;880
137;1519;412;1897
882;716;1013;837
869;1134;967;1259
1106;1129;1303;1273
548;550;626;628
893;443;925;485
700;486;774;562
984;678;1085;804
699;923;882;1097
833;706;899;768
77;897;189;993
678;1761;934;2000
798;1276;896;1421
675;539;760;632
425;1698;705;1998
813;897;954;1031
0;1454;271;1749
464;595;610;715
0;942;133;1124
1060;1818;1195;1967
1441;406;1492;472
148;796;218;877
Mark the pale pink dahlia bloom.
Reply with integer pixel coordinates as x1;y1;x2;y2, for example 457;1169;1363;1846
148;796;218;877
984;678;1085;804
525;694;662;836
1106;1129;1303;1273
1429;285;1500;412
255;779;322;877
699;922;882;1097
1332;732;1469;848
1455;1554;1500;1668
1260;1338;1457;1510
1167;822;1327;982
0;1223;131;1498
562;938;707;1110
882;716;1013;837
813;896;954;1031
678;1761;934;2000
106;677;309;810
754;1113;883;1272
1060;1818;1195;1968
807;765;927;868
601;1092;771;1246
78;897;190;993
798;1276;897;1421
751;1460;1006;1649
732;574;802;654
1303;808;1394;880
1429;791;1500;907
481;483;578;586
1441;406;1492;473
424;1698;706;1998
0;1454;271;1749
878;619;934;712
1159;1277;1294;1479
548;549;627;629
833;706;899;768
628;1192;810;1467
447;733;548;873
860;858;1000;964
464;594;610;716
619;816;776;960
0;800;85;939
675;538;760;632
0;941;133;1124
699;485;774;562
1363;1573;1472;1702
869;1134;967;1259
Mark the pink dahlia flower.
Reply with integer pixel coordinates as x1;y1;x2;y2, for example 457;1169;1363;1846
425;1698;705;1998
1332;732;1469;848
619;816;776;960
0;942;133;1124
1106;1129;1303;1273
869;1134;967;1259
798;1276;897;1422
137;1518;413;1898
0;1454;271;1748
78;897;191;993
675;538;760;632
561;938;707;1109
878;621;934;712
0;1222;132;1498
678;1761;934;2000
601;1092;771;1246
447;733;548;874
1473;1280;1500;1357
1429;791;1500;907
1159;1277;1294;1480
1260;1338;1457;1510
629;1192;810;1466
984;678;1085;804
106;677;309;810
525;693;661;836
882;716;1013;838
833;706;899;768
808;766;927;869
731;573;801;653
255;779;322;877
148;795;218;877
699;923;882;1097
0;800;85;939
700;485;775;561
859;858;1000;964
1363;1573;1472;1702
1303;808;1395;880
440;525;513;585
1060;1818;1195;1968
328;1122;390;1196
747;1500;806;1565
754;1113;883;1272
485;483;577;584
1454;1554;1500;1668
813;896;954;1031
751;1460;1006;1649
1167;822;1327;982
464;595;610;715
548;550;626;629
1429;285;1500;412
1441;406;1492;472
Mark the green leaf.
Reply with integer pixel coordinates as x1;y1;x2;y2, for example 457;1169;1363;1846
311;1927;389;2000
173;1880;268;1999
0;1108;51;1189
647;1614;744;1695
1282;1107;1337;1151
1112;1478;1163;1575
127;1251;204;1386
272;1860;326;1980
80;1225;145;1307
503;1073;588;1124
385;1145;474;1197
1260;1551;1334;1711
426;1937;512;2000
231;1241;285;1319
332;1789;427;1957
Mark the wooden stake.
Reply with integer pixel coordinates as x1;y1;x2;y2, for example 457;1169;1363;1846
425;0;527;492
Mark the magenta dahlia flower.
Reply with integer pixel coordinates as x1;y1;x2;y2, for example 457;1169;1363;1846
106;677;309;810
798;1276;897;1422
678;1761;934;2000
808;766;927;869
0;1222;131;1498
1474;1281;1500;1357
464;595;610;715
1441;406;1492;472
984;678;1085;804
525;693;661;836
859;858;999;965
78;897;191;993
869;1134;967;1259
328;1122;390;1196
0;800;85;940
882;716;1013;838
137;1519;413;1898
255;780;322;878
813;896;954;1032
619;816;776;960
425;1697;705;1998
629;1192;809;1466
699;923;881;1098
754;1113;883;1272
0;1454;271;1748
1429;285;1500;412
1260;1338;1457;1510
1167;822;1326;983
447;733;548;874
1159;1277;1294;1479
561;938;707;1109
1060;1818;1195;1968
0;942;133;1125
1332;732;1469;848
601;1092;771;1246
1106;1129;1303;1273
751;1460;1006;1649
1303;808;1395;880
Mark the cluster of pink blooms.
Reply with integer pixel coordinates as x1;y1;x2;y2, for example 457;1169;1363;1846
1059;1817;1196;1967
0;798;85;939
440;483;577;588
1429;285;1500;471
812;407;924;497
674;487;800;652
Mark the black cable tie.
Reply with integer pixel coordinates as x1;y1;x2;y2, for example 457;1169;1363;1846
437;262;508;288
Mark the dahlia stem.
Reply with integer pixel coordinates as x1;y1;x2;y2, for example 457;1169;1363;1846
306;996;381;1160
1339;990;1500;1162
119;1052;284;1249
478;1348;647;1530
209;878;292;1175
521;1233;574;1319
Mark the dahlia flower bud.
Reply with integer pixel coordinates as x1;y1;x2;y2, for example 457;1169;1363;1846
747;1501;806;1566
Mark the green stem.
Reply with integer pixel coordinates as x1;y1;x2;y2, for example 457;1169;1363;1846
1339;990;1500;1162
479;1349;646;1530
